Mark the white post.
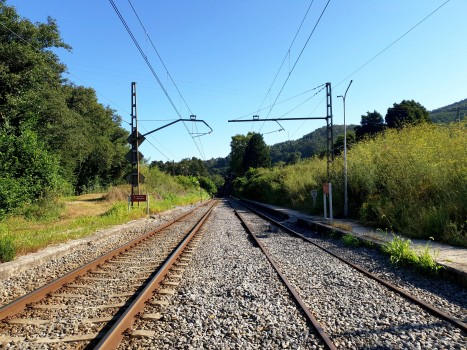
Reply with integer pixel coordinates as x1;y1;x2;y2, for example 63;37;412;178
329;183;333;223
323;192;327;220
128;195;131;212
146;195;149;215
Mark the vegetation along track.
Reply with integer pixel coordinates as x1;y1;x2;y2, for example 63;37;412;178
231;199;467;349
0;199;218;349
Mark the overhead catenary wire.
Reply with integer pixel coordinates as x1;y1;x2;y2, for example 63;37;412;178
288;0;451;140
259;0;331;132
138;123;178;161
0;21;183;162
256;0;316;115
126;0;208;161
334;0;451;91
277;85;326;120
236;84;325;121
108;0;207;161
0;22;133;122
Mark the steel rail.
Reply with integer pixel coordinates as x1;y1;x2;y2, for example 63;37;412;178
94;200;219;349
0;200;213;322
235;199;467;333
228;200;337;350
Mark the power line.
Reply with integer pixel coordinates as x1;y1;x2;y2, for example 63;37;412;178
65;62;273;95
334;0;451;90
0;21;183;162
256;0;316;114
236;84;325;121
0;21;134;124
69;68;270;98
126;0;208;160
277;86;326;119
260;0;331;132
288;0;451;140
138;123;178;161
108;0;206;160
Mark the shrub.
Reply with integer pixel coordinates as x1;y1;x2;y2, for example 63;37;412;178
234;122;467;246
341;234;360;247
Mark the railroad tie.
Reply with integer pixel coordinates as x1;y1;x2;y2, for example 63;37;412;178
124;330;155;339
81;316;120;324
141;313;162;320
157;289;175;295
7;319;50;325
163;281;180;286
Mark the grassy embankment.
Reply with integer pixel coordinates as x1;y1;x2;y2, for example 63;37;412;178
234;122;467;247
0;166;208;261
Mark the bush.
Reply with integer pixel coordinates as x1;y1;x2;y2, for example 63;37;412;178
199;177;217;195
234;122;467;246
0;127;69;218
175;175;196;190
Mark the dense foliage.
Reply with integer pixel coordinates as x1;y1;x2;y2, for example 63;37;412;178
0;2;129;216
150;157;223;191
385;100;431;128
233;122;467;246
242;133;270;170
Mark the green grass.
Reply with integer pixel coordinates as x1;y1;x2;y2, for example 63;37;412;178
0;189;207;262
382;234;444;275
341;234;360;247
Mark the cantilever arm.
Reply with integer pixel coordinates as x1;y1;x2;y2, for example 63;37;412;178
141;119;213;137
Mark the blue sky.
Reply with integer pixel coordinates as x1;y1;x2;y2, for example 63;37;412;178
13;0;467;163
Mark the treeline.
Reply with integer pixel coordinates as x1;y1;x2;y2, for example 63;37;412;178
150;157;223;193
0;2;129;216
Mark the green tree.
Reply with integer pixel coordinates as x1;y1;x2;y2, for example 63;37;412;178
385;100;431;128
0;125;66;216
355;111;385;139
333;131;356;156
242;133;271;169
0;1;71;130
229;132;254;175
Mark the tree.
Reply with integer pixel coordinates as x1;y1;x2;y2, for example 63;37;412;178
333;131;356;156
355;111;385;139
287;151;301;165
229;132;254;175
385;100;431;128
242;133;271;170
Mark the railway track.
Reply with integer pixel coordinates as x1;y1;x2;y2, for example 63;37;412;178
0;198;466;349
229;199;467;349
0;200;218;349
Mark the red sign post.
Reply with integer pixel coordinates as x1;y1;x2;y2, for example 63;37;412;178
128;195;149;215
323;183;333;222
132;195;147;202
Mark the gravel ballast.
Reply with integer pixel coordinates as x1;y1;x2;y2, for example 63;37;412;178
123;200;325;350
232;201;467;349
0;203;201;308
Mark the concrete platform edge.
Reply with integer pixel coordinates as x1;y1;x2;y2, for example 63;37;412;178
240;198;467;289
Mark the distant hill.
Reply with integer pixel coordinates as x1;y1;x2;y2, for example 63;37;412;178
430;98;467;124
204;124;357;174
269;124;357;163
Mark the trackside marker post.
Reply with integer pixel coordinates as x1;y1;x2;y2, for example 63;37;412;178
311;190;317;207
323;183;333;223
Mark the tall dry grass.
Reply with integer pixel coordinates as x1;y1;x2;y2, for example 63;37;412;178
236;122;467;246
